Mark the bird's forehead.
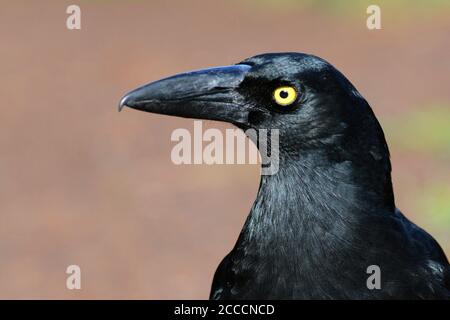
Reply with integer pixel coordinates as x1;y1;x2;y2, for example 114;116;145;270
240;53;330;79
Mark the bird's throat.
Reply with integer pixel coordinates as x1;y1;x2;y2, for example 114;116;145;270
237;152;395;254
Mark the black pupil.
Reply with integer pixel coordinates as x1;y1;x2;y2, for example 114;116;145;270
279;90;289;99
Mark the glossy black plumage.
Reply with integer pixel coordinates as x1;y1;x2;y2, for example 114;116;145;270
120;53;450;299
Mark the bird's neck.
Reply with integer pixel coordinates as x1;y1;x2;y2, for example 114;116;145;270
238;151;395;250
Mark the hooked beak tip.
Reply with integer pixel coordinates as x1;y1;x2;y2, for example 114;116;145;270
118;95;129;112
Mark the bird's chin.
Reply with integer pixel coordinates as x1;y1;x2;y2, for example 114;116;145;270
232;121;252;131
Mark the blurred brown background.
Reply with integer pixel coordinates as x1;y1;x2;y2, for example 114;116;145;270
0;0;449;299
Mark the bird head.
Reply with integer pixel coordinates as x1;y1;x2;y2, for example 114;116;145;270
119;53;390;171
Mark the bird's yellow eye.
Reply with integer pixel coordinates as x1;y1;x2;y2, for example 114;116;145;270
273;86;297;106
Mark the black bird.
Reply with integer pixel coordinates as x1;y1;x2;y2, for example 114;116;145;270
119;53;449;299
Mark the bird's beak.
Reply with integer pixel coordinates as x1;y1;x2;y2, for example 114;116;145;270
119;64;252;127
